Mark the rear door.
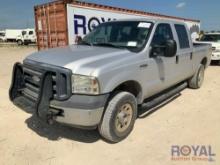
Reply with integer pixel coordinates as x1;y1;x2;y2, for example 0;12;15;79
174;24;194;80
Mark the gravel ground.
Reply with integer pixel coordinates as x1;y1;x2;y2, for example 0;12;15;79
0;47;219;165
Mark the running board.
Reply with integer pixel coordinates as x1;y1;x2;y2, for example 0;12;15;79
141;82;187;110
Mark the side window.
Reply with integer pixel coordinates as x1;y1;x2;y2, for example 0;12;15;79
151;23;173;46
201;35;220;42
29;31;34;35
175;24;190;49
217;35;220;41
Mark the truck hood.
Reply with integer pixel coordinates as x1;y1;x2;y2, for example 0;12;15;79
25;45;135;76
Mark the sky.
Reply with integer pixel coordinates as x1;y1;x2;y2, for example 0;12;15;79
0;0;219;31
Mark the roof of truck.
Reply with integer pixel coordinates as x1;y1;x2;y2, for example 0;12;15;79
102;18;187;25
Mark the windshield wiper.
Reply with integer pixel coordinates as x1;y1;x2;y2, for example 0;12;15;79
79;40;93;46
93;43;123;49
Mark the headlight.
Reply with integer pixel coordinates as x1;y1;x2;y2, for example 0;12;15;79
72;74;100;95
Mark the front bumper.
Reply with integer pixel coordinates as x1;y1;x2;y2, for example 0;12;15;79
50;94;109;127
9;62;108;128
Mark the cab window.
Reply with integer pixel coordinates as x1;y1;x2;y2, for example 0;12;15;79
151;23;173;46
22;31;26;35
29;31;34;35
175;24;190;49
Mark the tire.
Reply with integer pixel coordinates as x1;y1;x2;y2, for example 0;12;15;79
98;92;137;143
17;40;23;46
188;64;205;89
24;42;29;46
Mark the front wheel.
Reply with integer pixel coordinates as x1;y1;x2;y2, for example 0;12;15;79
98;92;137;143
188;64;205;89
17;40;23;46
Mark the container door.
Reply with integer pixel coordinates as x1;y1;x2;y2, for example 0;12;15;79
34;1;69;50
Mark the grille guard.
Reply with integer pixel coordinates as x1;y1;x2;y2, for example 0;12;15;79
9;62;71;120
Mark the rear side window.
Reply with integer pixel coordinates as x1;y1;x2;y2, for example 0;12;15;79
175;24;190;49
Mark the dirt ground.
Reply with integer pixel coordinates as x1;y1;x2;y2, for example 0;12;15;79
0;47;219;165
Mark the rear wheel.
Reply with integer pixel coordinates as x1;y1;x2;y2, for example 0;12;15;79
98;92;137;143
188;64;205;89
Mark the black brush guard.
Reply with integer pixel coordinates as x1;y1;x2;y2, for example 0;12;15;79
9;62;72;121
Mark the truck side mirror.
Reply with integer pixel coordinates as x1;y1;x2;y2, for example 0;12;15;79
164;39;177;57
151;39;177;58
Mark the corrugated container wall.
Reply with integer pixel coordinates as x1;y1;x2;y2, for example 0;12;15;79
34;1;69;50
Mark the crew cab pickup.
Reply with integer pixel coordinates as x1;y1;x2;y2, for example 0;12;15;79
9;19;211;142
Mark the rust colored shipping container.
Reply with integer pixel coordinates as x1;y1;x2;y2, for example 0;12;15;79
34;1;68;50
34;0;200;51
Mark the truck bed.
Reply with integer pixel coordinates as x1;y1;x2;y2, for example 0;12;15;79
192;42;212;69
193;42;212;54
193;42;211;49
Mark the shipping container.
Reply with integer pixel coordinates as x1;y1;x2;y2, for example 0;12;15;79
34;0;200;50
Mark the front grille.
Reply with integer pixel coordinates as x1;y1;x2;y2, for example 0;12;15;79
22;62;72;101
212;47;216;51
22;65;43;101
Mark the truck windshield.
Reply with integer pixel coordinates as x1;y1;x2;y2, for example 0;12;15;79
81;21;153;52
22;31;27;36
200;34;220;42
0;33;5;37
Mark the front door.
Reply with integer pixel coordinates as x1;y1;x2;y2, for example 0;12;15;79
143;23;178;98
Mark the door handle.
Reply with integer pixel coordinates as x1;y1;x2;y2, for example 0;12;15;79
139;64;148;68
190;53;193;60
176;56;179;64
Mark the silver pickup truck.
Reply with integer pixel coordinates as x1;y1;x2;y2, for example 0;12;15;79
10;19;211;142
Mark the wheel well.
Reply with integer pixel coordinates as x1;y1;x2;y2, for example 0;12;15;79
201;57;208;67
112;81;142;103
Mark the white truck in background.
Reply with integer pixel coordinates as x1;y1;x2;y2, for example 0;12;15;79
5;29;23;42
0;30;6;42
16;28;37;45
197;33;220;64
1;29;36;45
